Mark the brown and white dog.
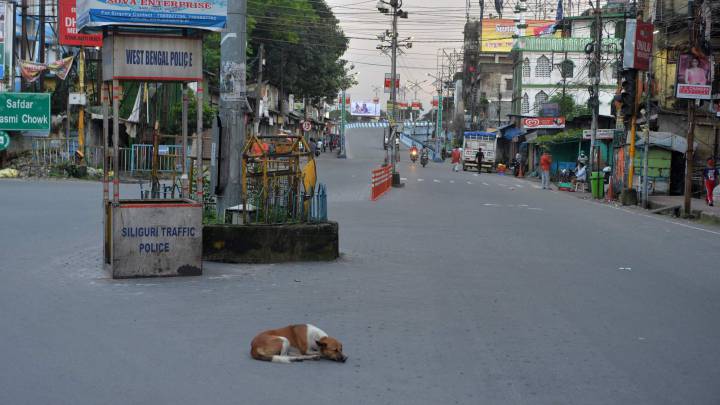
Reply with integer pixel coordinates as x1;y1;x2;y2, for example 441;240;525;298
250;324;347;364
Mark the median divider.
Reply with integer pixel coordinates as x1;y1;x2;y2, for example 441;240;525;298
371;164;392;201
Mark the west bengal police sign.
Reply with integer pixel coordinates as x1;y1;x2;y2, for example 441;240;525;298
102;35;202;82
0;93;51;131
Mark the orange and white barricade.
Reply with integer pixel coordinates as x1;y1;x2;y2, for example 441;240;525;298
371;165;393;201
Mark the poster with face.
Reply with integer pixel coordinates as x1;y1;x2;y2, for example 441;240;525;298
676;53;712;99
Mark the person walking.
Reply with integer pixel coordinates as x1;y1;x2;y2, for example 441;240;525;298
475;147;484;174
451;147;462;172
540;151;552;190
703;158;719;206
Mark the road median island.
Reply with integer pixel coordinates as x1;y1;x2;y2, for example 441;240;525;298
203;222;339;263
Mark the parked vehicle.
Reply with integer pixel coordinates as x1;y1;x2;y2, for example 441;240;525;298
462;131;498;172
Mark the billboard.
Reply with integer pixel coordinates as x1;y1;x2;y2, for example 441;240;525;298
351;101;380;117
76;0;227;32
59;0;103;47
481;19;556;53
623;19;653;71
675;53;712;100
522;116;565;129
102;36;203;82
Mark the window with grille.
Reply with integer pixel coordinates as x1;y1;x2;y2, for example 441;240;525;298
560;60;574;78
535;55;551;78
522;58;531;77
521;93;530;114
534;91;548;112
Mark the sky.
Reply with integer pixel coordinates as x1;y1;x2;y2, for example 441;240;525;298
326;0;587;111
326;0;474;110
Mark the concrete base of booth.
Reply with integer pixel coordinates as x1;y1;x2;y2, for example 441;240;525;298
203;222;339;263
105;199;203;279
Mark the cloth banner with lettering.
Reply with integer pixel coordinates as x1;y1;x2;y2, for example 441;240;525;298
18;56;75;82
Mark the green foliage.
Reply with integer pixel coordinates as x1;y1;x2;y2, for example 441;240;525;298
165;93;218;135
201;1;352;102
549;94;591;121
535;128;583;145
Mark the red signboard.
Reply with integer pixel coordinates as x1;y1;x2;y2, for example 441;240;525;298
384;73;400;93
623;20;653;71
432;96;439;107
522;116;565;129
411;101;422;110
59;0;103;47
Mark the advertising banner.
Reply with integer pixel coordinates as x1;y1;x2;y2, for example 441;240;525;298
481;19;556;53
18;56;75;82
102;35;203;82
675;53;712;100
0;1;5;80
350;101;380;117
0;93;52;131
76;0;227;32
623;19;653;71
522;116;565;129
583;129;622;140
411;101;422;111
384;73;399;94
338;94;350;107
59;0;103;47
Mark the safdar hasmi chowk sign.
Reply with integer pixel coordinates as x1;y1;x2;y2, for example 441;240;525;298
76;0;227;31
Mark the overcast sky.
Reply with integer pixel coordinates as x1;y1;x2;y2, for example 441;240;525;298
326;0;473;110
326;0;590;110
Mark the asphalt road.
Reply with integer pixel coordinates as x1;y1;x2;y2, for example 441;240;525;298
1;128;720;405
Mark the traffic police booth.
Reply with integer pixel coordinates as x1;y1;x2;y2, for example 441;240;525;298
76;0;226;278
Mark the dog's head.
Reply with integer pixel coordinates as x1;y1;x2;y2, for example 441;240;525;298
316;336;347;362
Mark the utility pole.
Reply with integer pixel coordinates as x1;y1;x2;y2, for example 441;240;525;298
641;57;652;208
339;89;347;158
38;0;45;91
253;43;265;137
589;0;602;178
684;0;700;216
78;49;85;165
217;0;248;217
377;0;409;187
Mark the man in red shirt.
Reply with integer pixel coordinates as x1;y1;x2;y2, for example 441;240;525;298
540;151;552;189
451;147;462;172
703;158;719;206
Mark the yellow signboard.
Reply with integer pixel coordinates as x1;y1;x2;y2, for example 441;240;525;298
481;19;557;53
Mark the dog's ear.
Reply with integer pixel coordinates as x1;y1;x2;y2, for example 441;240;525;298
316;340;327;348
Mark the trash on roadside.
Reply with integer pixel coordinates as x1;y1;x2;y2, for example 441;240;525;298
0;168;19;178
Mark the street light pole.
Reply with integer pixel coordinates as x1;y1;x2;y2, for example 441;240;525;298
389;1;400;186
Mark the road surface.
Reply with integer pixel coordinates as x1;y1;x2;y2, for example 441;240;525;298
1;127;719;404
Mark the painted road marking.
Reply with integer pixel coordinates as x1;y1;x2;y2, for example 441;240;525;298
433;179;441;183
528;207;543;211
417;178;424;182
401;177;408;181
483;203;501;207
473;173;479;177
532;185;542;189
519;204;529;207
467;181;473;185
449;180;455;184
482;182;489;186
515;184;524;188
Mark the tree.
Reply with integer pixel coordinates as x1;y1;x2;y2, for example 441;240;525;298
549;93;591;121
201;1;351;104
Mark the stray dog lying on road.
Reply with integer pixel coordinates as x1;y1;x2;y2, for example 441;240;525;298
251;324;347;364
